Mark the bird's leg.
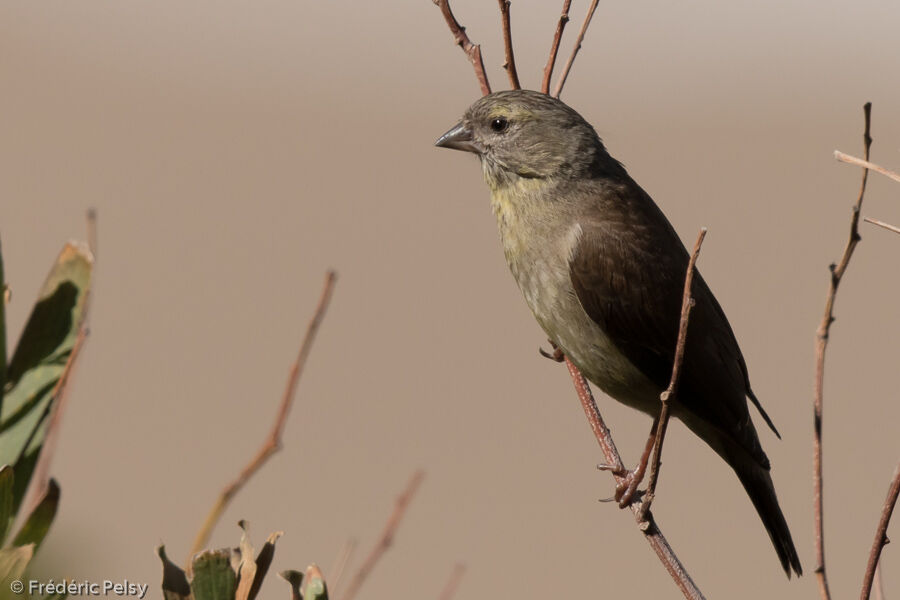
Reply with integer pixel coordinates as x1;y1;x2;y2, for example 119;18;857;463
599;415;660;508
539;340;565;362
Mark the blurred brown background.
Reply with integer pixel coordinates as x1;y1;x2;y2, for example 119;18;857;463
2;1;899;598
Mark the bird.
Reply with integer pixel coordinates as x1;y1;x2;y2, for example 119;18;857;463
435;89;801;577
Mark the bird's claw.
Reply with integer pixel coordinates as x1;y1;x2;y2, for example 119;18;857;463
597;463;645;508
538;344;565;362
596;463;626;474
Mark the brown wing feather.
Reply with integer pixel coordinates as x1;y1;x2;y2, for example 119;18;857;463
567;179;771;469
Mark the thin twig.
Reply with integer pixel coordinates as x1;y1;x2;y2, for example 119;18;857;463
864;217;900;236
814;102;873;600
187;271;337;566
87;208;98;258
637;228;707;523
564;358;705;600
552;0;600;98
432;0;491;96
541;0;572;94
496;0;520;89
327;538;358;598
340;470;425;600
437;563;466;600
835;152;900;185
861;462;900;600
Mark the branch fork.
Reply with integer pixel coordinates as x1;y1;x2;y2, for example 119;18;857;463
430;0;602;98
562;227;708;600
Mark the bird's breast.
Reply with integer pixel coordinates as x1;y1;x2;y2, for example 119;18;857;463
490;185;661;413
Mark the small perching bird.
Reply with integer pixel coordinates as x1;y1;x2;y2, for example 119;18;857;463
435;89;801;577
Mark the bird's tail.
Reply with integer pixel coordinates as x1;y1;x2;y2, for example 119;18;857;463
727;445;803;578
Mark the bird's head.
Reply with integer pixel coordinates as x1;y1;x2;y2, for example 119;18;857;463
435;89;615;189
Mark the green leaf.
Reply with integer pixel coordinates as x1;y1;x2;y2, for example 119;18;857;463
247;531;282;600
9;449;37;519
0;544;33;582
191;549;236;600
0;235;7;396
300;565;328;600
0;466;13;544
0;381;56;436
278;571;303;600
12;478;59;552
157;545;191;600
0;242;92;514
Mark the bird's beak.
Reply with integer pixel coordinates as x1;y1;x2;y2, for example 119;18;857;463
435;122;482;154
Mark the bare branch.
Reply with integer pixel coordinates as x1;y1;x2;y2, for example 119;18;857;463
437;563;466;600
542;0;572;94
552;0;600;98
187;271;338;566
637;228;707;522
496;0;521;89
432;0;492;96
340;470;425;600
564;358;705;600
864;216;900;236
860;462;900;600
835;152;900;185
814;102;873;600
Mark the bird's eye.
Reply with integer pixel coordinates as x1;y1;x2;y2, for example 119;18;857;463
490;117;509;133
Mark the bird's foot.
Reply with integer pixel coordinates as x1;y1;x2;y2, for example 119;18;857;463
538;341;565;362
598;416;660;508
596;462;646;508
615;469;646;508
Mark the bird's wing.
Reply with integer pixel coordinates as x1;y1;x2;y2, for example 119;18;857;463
567;181;771;469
